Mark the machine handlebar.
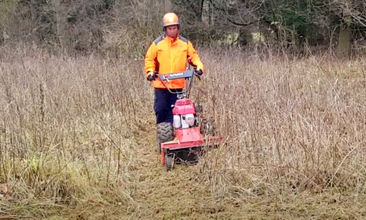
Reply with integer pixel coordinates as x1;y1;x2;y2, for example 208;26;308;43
151;68;201;97
155;69;201;82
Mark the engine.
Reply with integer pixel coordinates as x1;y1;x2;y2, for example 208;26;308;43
172;98;198;129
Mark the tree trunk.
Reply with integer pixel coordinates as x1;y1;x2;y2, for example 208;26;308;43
208;1;212;27
164;0;171;12
336;23;351;58
52;0;66;49
238;27;250;46
196;0;204;22
336;0;352;58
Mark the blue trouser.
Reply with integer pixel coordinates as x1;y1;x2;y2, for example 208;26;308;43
154;88;182;124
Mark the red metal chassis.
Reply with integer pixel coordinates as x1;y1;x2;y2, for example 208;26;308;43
160;127;223;165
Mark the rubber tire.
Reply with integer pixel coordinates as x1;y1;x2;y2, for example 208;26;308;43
165;153;173;171
157;122;174;154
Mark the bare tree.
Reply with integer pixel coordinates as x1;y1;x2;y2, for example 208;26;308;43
328;0;366;57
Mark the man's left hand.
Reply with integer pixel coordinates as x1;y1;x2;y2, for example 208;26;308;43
195;68;203;76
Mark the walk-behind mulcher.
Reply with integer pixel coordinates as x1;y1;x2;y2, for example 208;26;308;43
153;61;223;171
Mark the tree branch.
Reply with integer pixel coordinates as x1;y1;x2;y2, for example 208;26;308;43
226;17;257;27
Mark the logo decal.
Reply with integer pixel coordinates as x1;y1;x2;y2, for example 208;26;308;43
170;72;184;77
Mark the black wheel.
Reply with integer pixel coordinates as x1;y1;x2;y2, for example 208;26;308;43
165;153;174;171
157;122;174;154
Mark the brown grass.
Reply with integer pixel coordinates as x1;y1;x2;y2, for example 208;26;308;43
1;45;366;219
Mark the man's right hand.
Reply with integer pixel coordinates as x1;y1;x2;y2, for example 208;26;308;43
146;71;157;81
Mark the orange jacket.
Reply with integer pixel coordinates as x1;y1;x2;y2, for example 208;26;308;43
144;35;204;89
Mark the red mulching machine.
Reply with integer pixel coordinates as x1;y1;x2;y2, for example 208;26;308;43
154;59;223;171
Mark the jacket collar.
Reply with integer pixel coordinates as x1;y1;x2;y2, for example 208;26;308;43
165;35;179;44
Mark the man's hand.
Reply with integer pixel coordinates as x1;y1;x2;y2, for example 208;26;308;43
195;68;203;76
146;71;157;81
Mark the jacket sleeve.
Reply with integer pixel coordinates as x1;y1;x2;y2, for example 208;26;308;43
187;41;204;72
144;42;158;75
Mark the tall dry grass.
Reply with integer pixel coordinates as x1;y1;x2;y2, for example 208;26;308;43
0;45;153;219
1;44;366;219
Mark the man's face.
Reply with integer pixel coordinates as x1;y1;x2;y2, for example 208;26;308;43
166;25;179;38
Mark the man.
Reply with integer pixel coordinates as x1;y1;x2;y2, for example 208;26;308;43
144;12;204;125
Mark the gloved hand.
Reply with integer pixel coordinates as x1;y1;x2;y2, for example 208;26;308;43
146;71;157;81
195;68;203;76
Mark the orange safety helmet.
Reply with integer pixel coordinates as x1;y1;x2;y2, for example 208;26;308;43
162;12;180;29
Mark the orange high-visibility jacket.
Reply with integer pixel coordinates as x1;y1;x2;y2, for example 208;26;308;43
144;35;204;89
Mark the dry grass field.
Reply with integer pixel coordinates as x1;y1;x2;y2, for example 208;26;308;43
1;45;366;219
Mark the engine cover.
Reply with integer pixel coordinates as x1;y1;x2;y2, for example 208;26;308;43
172;98;196;115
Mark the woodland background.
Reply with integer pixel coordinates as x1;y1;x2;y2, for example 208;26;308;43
0;0;365;57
